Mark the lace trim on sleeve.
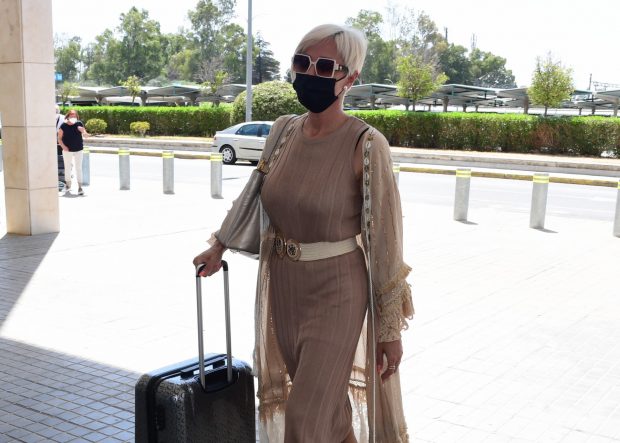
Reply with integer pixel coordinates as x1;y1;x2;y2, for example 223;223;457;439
377;266;414;342
207;232;218;246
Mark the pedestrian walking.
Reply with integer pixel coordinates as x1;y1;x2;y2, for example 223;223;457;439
194;24;413;443
58;109;89;195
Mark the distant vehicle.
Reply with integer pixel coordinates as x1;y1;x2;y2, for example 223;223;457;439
211;121;273;165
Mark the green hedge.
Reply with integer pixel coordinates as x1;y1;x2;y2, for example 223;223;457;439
62;106;620;157
67;105;231;137
349;111;620;157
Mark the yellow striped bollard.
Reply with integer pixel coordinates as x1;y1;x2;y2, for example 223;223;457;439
82;147;90;186
454;168;472;222
163;150;174;195
530;173;549;229
614;180;620;237
119;148;130;190
393;163;400;186
211;153;223;199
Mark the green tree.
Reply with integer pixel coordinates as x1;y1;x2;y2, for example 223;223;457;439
54;36;82;82
166;48;196;82
216;23;247;83
253;34;281;84
188;0;236;62
201;70;228;106
117;7;164;81
437;43;471;85
469;48;516;88
396;54;447;108
83;29;123;84
346;9;383;39
58;82;79;105
121;75;142;104
161;31;193;81
83;8;164;85
346;10;397;84
392;7;446;91
528;54;574;116
397;8;445;60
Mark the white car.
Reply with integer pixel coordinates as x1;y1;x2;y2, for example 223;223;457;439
212;121;273;165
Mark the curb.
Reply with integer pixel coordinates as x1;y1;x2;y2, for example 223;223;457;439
88;147;211;160
87;147;620;188
400;166;619;188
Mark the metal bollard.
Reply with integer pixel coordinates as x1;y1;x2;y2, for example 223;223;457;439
210;153;223;199
530;173;549;229
163;150;174;195
614;180;620;237
453;168;471;222
82;147;90;186
392;163;400;186
119;148;130;190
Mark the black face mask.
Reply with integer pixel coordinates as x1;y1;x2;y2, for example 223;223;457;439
293;73;346;114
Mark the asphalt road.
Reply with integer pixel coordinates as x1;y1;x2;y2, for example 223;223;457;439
87;153;619;223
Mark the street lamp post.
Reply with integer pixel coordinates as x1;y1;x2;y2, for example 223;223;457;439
245;0;253;122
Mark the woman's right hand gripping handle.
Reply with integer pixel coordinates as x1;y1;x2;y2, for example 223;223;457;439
193;240;226;277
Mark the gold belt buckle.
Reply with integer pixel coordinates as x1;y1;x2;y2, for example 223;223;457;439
285;239;301;261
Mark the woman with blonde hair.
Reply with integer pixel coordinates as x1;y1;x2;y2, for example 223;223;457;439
194;23;413;442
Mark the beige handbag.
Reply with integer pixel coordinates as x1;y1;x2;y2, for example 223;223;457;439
215;115;298;258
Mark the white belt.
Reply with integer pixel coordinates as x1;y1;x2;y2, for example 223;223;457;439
274;233;358;262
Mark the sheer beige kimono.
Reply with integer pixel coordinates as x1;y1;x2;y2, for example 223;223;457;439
249;118;414;443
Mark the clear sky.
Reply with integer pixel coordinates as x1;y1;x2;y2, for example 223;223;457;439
51;0;620;90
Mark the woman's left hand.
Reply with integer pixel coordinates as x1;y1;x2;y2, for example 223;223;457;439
376;339;403;382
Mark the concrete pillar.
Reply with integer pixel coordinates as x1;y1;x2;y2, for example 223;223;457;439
0;0;59;235
443;96;449;112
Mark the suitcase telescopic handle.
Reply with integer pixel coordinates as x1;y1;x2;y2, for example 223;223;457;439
195;261;233;390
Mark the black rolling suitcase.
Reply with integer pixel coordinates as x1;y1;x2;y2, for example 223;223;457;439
135;261;255;442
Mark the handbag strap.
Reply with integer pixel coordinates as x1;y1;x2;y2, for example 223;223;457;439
256;114;299;174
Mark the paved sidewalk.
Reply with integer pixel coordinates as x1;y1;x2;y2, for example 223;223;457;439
1;161;620;442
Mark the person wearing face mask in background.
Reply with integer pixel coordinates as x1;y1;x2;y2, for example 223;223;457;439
55;105;66;190
58;109;89;196
193;24;413;443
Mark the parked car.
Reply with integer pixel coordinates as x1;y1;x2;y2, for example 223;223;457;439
211;121;273;165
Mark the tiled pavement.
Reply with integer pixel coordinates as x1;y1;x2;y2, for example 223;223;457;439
1;155;620;442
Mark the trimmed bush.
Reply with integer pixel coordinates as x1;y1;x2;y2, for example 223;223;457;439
349;111;620;156
84;118;107;135
231;81;305;124
130;121;150;137
72;105;231;137
68;105;620;157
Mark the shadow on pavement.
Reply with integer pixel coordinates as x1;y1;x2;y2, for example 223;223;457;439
0;233;138;442
0;233;57;328
0;337;137;442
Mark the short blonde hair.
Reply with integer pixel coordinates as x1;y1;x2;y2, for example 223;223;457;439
293;24;367;79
